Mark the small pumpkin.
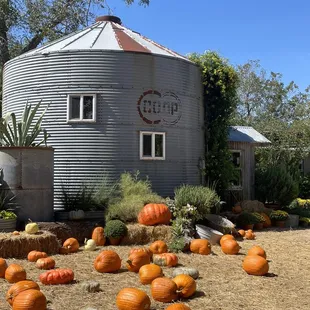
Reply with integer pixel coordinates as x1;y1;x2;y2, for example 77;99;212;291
242;255;269;276
139;264;163;285
84;239;97;251
129;247;153;258
63;238;79;253
91;227;106;246
39;268;74;285
232;205;242;214
27;251;48;262
165;304;191;310
172;267;199;280
245;230;256;240
6;280;40;306
116;287;151;310
69;209;85;220
94;250;121;273
5;264;27;283
153;253;178;267
149;240;168;254
12;231;20;236
260;213;272;228
247;245;266;259
173;274;196;298
238;229;246;237
0;258;8;278
221;239;241;255
127;252;151;273
190;239;211;255
151;277;178;303
220;234;235;246
25;222;39;234
138;203;171;226
12;289;46;310
36;257;56;270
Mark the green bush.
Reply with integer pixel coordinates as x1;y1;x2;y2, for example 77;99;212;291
168;237;187;253
269;210;289;221
236;212;260;226
174;185;220;220
104;220;128;238
299;174;310;199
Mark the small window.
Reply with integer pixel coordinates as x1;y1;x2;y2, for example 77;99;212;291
140;132;165;160
67;94;96;122
229;150;242;188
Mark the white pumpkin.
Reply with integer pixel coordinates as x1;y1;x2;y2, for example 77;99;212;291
84;238;96;251
25;222;39;234
69;209;85;220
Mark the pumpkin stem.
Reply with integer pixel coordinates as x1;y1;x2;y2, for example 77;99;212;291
126;260;132;265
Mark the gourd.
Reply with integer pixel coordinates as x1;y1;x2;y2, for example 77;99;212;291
25;222;39;234
0;258;8;278
173;274;196;298
153;253;178;267
220;234;235;246
84;239;97;251
138;203;171;226
247;245;267;259
39;268;74;285
27;251;48;262
127;252;150;273
189;239;211;255
5;264;27;283
116;288;151;310
12;289;46;310
139;264;163;285
165;304;191;310
129;247;153;258
238;229;246;237
172;267;199;280
94;250;121;273
91;227;106;246
63;238;79;253
80;281;101;293
242;255;269;276
12;231;20;236
221;239;241;255
6;280;40;306
151;277;178;303
245;230;256;240
69;209;85;221
149;240;168;254
36;257;56;270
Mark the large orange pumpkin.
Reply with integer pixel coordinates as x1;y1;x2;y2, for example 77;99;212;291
27;251;48;262
0;258;8;278
173;274;196;298
6;280;40;306
165;304;191;310
138;203;171;226
62;238;79;253
247;246;267;259
139;264;163;285
242;255;269;276
149;240;168;254
116;287;151;310
127;252;151;273
94;250;121;273
129;247;153;259
151;277;178;303
39;268;74;285
221;239;241;255
5;264;27;283
260;213;272;228
153;253;178;267
220;234;235;246
190;239;211;255
91;227;106;246
12;289;46;310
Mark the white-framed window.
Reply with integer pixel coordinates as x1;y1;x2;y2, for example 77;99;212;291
140;132;166;160
67;94;96;122
229;150;242;189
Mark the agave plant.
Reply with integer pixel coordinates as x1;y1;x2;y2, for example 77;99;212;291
0;101;49;147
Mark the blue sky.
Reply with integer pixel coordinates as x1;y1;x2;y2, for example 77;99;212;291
97;0;310;90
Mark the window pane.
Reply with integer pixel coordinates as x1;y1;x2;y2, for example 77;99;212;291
231;152;241;168
231;169;242;187
155;134;163;157
143;134;152;156
70;96;80;119
83;96;93;119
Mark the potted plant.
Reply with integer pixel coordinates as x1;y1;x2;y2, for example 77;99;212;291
269;210;289;228
252;212;266;230
299;217;309;228
236;212;260;230
104;220;128;245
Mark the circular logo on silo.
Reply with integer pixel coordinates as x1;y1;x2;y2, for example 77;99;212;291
137;90;182;125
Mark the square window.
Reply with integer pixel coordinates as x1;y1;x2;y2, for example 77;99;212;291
143;134;152;157
67;94;96;122
140;132;165;160
229;151;242;189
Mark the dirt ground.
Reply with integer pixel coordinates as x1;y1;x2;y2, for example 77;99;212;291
0;228;309;310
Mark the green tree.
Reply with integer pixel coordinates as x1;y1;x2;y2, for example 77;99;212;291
189;51;239;195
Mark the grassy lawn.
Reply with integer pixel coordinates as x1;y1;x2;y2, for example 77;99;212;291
0;228;309;310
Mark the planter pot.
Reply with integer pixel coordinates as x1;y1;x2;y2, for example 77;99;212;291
254;223;264;230
109;237;122;245
0;218;16;232
275;221;286;228
195;224;223;245
285;214;299;228
243;224;254;230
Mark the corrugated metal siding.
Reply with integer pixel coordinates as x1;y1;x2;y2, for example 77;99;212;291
3;51;204;208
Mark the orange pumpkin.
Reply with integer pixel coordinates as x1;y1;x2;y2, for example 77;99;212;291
91;227;106;246
27;251;48;262
221;239;241;255
138;203;171;226
149;240;168;254
247;246;266;259
0;258;8;278
242;255;269;276
129;247;153;259
63;238;79;253
6;280;40;306
220;234;235;246
12;231;20;236
190;239;211;255
36;257;56;270
245;230;256;240
116;287;151;310
151;277;178;303
153;253;178;267
139;264;163;285
232;205;242;214
94;250;121;273
238;229;246;237
260;213;272;228
173;274;196;298
12;289;46;310
39;268;74;285
5;264;27;283
165;304;191;310
127;252;151;273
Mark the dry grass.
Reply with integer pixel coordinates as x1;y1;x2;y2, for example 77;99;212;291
0;229;309;310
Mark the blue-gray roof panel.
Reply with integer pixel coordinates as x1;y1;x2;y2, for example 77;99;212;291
228;126;271;144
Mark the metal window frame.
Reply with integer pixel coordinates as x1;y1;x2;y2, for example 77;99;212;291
67;94;97;123
140;131;166;160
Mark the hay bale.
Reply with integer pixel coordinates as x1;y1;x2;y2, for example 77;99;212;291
0;230;60;258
